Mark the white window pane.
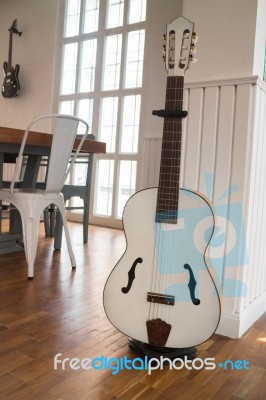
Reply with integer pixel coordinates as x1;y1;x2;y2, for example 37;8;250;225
59;100;74;115
117;160;136;218
77;99;93;134
121;95;141;153
61;43;78;95
128;0;147;24
64;0;81;37
84;0;99;33
100;97;118;152
67;154;90;211
106;0;124;28
71;157;88;187
103;35;122;90
125;30;145;88
94;160;114;216
80;39;97;92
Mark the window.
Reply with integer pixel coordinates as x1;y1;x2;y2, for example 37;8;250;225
57;0;146;228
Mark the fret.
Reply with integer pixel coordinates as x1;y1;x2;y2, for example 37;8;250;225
157;186;180;191
157;203;179;207
157;195;179;201
159;181;180;185
159;180;180;184
157;190;179;200
163;123;182;127
160;157;181;161
162;134;182;139
157;191;180;197
159;158;181;163
159;178;180;182
162;141;181;145
157;204;179;208
161;142;182;148
159;167;180;172
160;154;181;159
161;150;181;154
156;206;179;210
157;201;179;205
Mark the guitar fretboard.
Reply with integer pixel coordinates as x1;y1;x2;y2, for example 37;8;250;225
8;32;13;72
156;76;184;223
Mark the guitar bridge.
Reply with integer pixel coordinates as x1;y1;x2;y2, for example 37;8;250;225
147;292;175;306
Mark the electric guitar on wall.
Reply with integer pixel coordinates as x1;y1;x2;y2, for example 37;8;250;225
103;16;221;349
2;19;22;98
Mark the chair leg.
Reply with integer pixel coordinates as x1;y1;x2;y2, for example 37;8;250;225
43;208;50;236
17;204;41;279
55;198;76;269
83;197;89;244
54;211;63;250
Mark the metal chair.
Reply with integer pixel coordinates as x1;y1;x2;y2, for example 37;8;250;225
0;114;89;279
43;135;94;250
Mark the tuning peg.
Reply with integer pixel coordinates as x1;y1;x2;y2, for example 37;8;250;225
189;54;197;63
190;44;196;55
163;33;166;41
162;45;166;60
192;32;198;44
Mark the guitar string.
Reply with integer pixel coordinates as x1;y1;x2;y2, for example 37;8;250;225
156;75;168;324
150;198;157;322
176;76;183;323
163;74;171;326
153;76;170;323
149;75;183;327
162;75;182;326
170;73;176;326
163;76;170;326
168;74;180;326
177;77;183;323
166;75;183;326
161;75;173;324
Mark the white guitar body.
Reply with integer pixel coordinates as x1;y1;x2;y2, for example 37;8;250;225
103;188;221;348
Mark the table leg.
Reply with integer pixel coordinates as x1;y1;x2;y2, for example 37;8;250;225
22;155;42;187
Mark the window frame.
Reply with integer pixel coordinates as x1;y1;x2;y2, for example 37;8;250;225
53;0;147;229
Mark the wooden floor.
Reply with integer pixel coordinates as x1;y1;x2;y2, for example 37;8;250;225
0;222;265;400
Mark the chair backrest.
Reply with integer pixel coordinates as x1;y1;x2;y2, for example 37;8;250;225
11;114;89;196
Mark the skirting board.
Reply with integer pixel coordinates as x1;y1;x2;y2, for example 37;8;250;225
216;291;266;338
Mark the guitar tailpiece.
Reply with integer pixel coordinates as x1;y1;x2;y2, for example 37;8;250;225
152;109;188;119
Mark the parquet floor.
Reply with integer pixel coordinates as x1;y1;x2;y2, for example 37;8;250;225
0;222;265;400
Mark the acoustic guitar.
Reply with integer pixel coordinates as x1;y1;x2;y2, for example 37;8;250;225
2;19;22;98
103;16;221;349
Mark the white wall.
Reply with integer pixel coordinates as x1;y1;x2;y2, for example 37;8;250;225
182;0;258;82
253;0;266;78
0;0;59;130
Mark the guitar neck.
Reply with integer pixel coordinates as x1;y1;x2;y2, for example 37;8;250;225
156;76;184;223
7;31;13;72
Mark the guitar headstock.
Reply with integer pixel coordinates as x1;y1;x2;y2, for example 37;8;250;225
9;19;22;36
163;16;197;76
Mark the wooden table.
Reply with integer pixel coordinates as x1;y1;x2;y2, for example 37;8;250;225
0;126;106;254
0;126;105;153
